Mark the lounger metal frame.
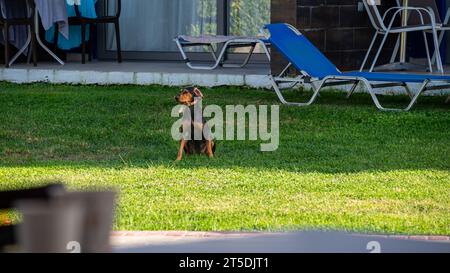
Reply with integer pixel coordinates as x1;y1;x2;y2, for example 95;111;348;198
174;37;271;70
271;61;450;112
267;23;450;112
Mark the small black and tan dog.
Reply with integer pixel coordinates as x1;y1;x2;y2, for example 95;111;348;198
175;87;216;161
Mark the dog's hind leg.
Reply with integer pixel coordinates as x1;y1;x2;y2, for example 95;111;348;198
206;140;214;158
177;139;188;161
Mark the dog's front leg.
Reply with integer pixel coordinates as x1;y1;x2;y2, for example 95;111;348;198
177;139;188;161
206;140;214;158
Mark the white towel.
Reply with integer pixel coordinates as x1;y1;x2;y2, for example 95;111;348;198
34;0;69;39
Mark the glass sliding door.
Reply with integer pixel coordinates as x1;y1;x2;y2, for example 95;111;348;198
98;0;270;61
229;0;270;37
228;0;271;54
106;0;216;52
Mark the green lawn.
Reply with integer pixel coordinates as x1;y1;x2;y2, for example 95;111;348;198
0;82;449;235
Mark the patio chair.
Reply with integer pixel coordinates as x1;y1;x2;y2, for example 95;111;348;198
392;0;450;68
174;35;271;70
54;0;122;64
265;23;450;111
0;184;66;250
360;0;443;73
0;0;37;68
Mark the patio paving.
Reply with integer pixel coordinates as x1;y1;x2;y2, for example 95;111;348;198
111;231;450;253
111;231;273;249
7;61;270;75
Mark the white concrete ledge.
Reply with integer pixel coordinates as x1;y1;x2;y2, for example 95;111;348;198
0;67;272;89
1;67;449;96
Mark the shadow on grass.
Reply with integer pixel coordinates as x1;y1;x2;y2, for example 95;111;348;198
0;82;449;174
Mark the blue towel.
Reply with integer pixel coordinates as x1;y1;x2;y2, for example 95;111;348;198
45;0;97;50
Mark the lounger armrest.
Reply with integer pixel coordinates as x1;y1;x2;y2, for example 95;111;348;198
259;27;270;39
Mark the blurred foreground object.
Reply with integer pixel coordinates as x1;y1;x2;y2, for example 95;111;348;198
0;184;117;253
0;184;66;251
61;191;117;253
16;198;84;253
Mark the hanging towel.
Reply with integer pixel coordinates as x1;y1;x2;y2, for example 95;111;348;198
0;0;29;52
34;0;69;39
45;0;97;50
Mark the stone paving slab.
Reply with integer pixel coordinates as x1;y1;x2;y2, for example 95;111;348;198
112;231;450;253
112;231;449;240
111;231;450;249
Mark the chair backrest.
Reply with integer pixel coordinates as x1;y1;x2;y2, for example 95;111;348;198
98;0;121;17
406;0;442;25
265;23;341;79
0;0;33;20
363;0;387;31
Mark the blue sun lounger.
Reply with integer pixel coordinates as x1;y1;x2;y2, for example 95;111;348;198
265;23;450;111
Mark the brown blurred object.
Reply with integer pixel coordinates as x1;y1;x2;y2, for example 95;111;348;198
0;212;12;226
2;220;12;226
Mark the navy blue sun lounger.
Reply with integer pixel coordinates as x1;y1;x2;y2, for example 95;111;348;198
265;23;450;111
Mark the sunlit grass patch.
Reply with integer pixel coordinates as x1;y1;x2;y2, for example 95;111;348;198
0;82;449;234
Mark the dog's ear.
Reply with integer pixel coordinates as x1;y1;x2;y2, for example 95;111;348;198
193;87;204;98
